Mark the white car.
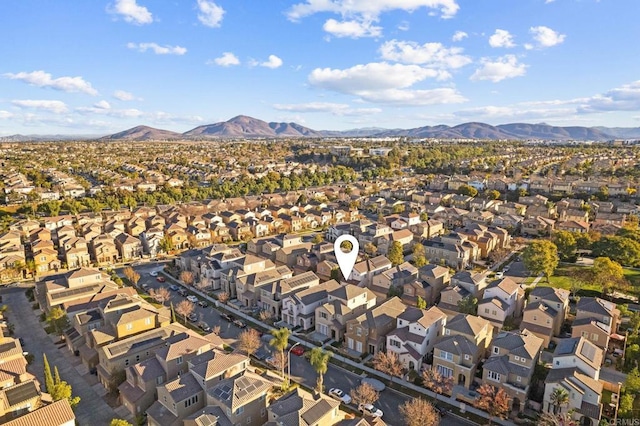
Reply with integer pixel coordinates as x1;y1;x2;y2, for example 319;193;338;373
495;271;504;279
186;295;198;303
359;403;383;418
328;388;352;404
149;271;158;277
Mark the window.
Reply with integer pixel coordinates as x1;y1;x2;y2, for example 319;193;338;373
493;346;499;354
581;331;588;337
176;356;183;365
514;356;520;361
157;376;164;385
591;334;599;341
145;317;151;325
484;308;490;314
236;406;244;415
126;323;133;330
516;376;522;382
184;395;199;408
487;371;501;382
492;310;497;315
135;355;140;362
320;312;327;319
356;328;362;337
390;340;401;348
533;316;537;321
246;417;251;424
464;354;470;360
125;359;129;366
261;408;266;417
445;329;450;335
440;350;453;361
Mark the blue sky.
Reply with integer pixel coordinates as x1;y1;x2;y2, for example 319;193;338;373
1;0;639;135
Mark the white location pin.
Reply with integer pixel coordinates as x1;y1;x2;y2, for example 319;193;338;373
334;235;359;281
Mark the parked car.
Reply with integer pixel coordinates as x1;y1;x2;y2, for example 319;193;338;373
178;288;188;297
495;271;504;279
328;388;352;404
360;377;386;392
156;276;166;282
435;405;448;417
291;345;305;356
220;313;233;322
187;313;198;322
233;319;246;328
169;285;179;291
186;295;198;303
197;300;208;308
358;403;383;418
141;283;150;291
198;322;211;332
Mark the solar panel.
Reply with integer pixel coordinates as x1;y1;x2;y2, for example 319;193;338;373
0;342;17;354
5;381;38;407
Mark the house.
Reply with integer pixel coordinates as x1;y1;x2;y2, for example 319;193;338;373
386;306;446;371
281;280;341;330
543;337;604;425
478;278;525;328
266;388;342;426
34;268;119;312
259;271;320;318
522;216;556;237
371;262;418;296
90;234;119;264
556;220;590;234
573;297;621;350
482;329;544;411
402;264;450;307
432;314;494;388
525;286;570;343
344;297;407;356
315;285;377;342
115;233;143;260
348;255;392;285
1;399;75;426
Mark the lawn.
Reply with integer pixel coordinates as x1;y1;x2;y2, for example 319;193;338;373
536;264;640;296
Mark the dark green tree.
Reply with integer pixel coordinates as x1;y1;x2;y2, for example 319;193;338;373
43;353;54;393
522;240;559;282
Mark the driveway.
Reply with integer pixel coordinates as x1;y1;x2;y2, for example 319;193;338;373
1;288;120;426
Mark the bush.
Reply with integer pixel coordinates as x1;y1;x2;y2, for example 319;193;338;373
39;312;46;322
32;303;39;310
25;288;34;301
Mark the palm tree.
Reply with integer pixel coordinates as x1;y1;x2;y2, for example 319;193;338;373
550;387;570;414
269;328;291;383
309;347;331;393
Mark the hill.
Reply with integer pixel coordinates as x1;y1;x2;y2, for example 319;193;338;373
101;125;182;141
183;115;323;138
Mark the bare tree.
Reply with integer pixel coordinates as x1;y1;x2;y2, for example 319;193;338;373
422;369;454;398
123;267;140;287
399;398;440;426
212;325;221;335
149;287;170;306
217;292;230;304
259;310;273;322
238;329;261;356
175;300;194;323
475;384;511;425
180;270;194;286
350;382;379;407
372;351;403;380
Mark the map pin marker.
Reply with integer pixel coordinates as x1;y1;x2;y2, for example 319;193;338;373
334;234;359;281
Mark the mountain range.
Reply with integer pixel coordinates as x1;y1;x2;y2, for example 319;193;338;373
3;115;640;142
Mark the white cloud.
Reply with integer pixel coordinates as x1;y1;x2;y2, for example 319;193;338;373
398;21;410;31
323;19;382;38
287;0;460;21
211;52;240;67
308;62;466;105
454;105;574;121
452;31;468;42
489;29;516;48
529;26;566;48
127;42;187;55
258;55;283;69
0;111;13;119
113;90;137;101
470;55;527;82
109;0;153;25
94;100;111;110
578;80;640;113
196;0;225;28
12;100;68;114
273;102;381;116
4;70;98;95
379;40;471;69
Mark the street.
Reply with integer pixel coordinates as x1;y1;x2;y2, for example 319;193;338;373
126;262;475;426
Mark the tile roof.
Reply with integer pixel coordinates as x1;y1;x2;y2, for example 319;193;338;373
164;371;202;402
208;371;271;411
1;399;75;426
446;314;491;337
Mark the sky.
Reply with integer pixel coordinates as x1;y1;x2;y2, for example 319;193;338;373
1;0;639;135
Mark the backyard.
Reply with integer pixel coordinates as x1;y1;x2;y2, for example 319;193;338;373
534;263;640;298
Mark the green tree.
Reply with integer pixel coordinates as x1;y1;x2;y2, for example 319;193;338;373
312;234;323;244
457;184;478;197
412;243;428;268
269;328;291;383
50;378;81;409
46;307;69;336
552;231;577;262
485;189;500;200
388;241;404;266
591;257;629;298
364;242;378;256
110;420;133;426
41;200;62;217
43;354;54;393
623;367;640;394
54;365;61;385
309;347;332;393
619;393;635;418
550;387;569;414
170;301;177;323
457;295;478;315
420;212;428;222
592;236;640;267
522;240;559;282
159;236;175;253
416;296;427;309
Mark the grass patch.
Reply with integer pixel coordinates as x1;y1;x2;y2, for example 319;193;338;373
539;264;640;296
623;268;640;288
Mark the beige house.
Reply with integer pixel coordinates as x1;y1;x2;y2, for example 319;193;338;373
315;284;377;342
432;314;494;388
345;297;407;356
573;297;621;350
482;329;544;411
266;388;342;425
402;264;450;307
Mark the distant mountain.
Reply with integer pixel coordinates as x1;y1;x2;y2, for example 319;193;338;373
0;134;100;142
23;115;640;142
183;115;323;138
593;126;640;139
100;125;182;141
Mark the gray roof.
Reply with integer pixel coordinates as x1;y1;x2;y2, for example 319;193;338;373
491;329;544;360
208;371;271;411
446;314;491;337
576;297;616;318
529;286;569;304
183;405;233;426
435;334;478;356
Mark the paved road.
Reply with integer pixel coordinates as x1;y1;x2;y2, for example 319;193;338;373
1;287;119;426
126;262;476;426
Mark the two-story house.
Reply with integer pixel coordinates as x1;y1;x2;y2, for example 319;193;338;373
478;278;525;328
432;314;494;388
281;280;341;330
520;287;570;348
482;329;544;412
267;388;342;426
345;297;407;356
315;285;377;342
572;297;621;351
386;306;446;371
